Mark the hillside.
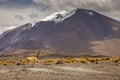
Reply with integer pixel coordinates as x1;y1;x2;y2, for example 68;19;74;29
0;8;120;57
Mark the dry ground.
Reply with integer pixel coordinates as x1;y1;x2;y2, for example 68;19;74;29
0;61;120;80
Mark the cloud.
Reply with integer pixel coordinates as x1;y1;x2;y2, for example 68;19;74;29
30;13;39;19
32;0;112;11
0;7;51;26
14;15;25;21
0;0;120;34
0;0;33;7
0;0;7;2
32;0;120;18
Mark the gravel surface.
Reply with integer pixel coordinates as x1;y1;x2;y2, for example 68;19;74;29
0;62;120;80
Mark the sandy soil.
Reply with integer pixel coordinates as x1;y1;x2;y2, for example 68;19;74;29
0;61;120;80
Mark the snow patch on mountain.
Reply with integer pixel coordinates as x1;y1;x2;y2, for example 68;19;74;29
41;11;68;21
87;11;94;16
41;9;95;24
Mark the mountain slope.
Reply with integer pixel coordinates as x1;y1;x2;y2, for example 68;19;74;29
0;8;120;57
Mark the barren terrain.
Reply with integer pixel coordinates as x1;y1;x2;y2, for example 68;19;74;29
0;61;120;80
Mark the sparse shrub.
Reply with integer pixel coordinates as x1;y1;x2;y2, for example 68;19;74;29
64;59;72;63
9;60;16;64
56;60;64;64
16;62;24;66
2;62;9;66
73;58;87;63
94;58;102;61
89;59;96;62
64;58;76;63
101;57;110;60
74;58;82;63
114;60;119;63
86;58;103;63
43;59;56;65
80;59;87;63
112;58;120;63
19;59;29;64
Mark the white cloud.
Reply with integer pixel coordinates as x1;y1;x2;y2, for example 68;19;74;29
0;7;51;26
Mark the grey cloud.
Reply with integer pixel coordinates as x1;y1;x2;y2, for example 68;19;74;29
0;0;33;5
0;0;34;9
30;13;39;19
14;15;25;21
1;0;120;19
32;0;112;11
0;7;50;27
112;0;120;11
32;0;120;18
0;0;120;34
0;0;6;2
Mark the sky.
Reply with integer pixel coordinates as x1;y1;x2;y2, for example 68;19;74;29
0;0;120;34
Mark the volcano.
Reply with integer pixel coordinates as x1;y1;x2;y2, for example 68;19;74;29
0;8;120;57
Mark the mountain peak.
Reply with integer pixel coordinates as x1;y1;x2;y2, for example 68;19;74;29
40;8;95;23
72;8;95;16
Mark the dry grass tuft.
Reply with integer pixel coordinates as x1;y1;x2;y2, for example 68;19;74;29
0;56;120;66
